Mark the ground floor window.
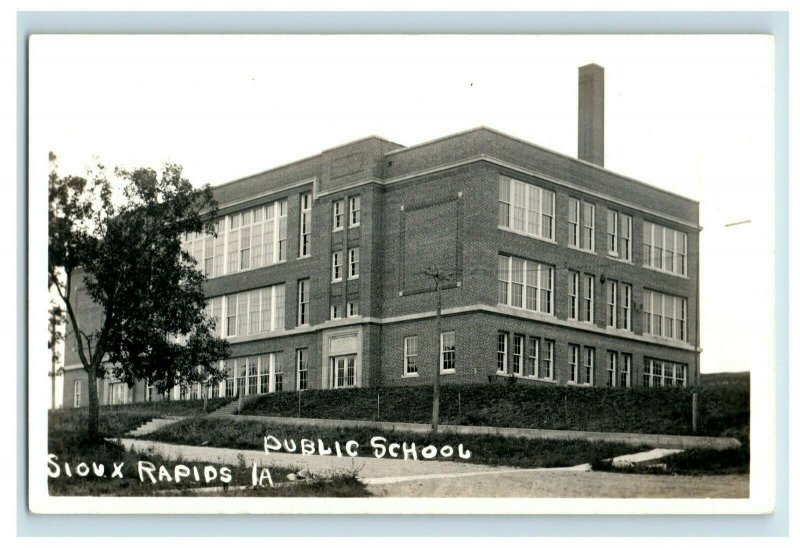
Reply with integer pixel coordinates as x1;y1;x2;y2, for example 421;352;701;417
404;336;418;376
440;332;456;373
607;351;617;387
110;382;128;405
569;344;579;383
643;358;687;387
224;354;283;396
497;332;508;374
621;354;632;387
582;347;595;386
73;380;82;408
297;349;309;390
332;355;356;388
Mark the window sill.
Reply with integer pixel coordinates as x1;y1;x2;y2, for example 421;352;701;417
349;224;361;229
332;227;344;233
297;255;311;261
440;369;456;375
566;381;592;387
348;276;360;281
331;279;342;284
642;264;690;280
567;245;597;255
401;373;419;379
607;255;634;265
497;225;557;245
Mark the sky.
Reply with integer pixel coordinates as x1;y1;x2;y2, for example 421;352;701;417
29;34;774;405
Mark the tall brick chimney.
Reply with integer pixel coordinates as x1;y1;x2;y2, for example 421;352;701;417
578;63;604;166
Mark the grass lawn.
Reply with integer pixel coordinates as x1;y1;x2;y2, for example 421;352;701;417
241;380;749;441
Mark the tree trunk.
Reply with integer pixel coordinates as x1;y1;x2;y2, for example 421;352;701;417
202;382;208;414
85;365;100;439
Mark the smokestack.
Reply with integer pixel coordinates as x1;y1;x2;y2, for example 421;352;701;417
578;63;604;166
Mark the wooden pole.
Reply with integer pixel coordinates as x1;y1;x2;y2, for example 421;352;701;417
432;274;442;434
692;392;698;433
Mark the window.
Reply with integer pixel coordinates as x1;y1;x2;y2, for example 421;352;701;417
607;280;617;328
333;355;356;388
224;360;235;397
568;344;580;383
497;332;508;374
621;354;632;388
569;271;579;320
498;176;555;240
607;210;632;261
274;354;284;392
404;336;418;376
497;255;554;314
440;331;455;373
221;285;285;337
73;380;82;408
643;221;688;276
296;349;308;391
541;340;554;380
348;247;360;279
331;251;343;282
205;297;223;336
581;274;594;323
332;199;344;231
526;337;539;377
607;351;618;387
182;220;227;279
620;283;632;331
643;289;688;342
299;192;312;258
297;279;310;326
643;358;688;387
569;198;595;251
331;303;342;320
511;334;524;375
349;196;361;227
582;347;595;386
347;301;359;317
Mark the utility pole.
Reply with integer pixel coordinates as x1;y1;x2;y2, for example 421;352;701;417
424;266;444;434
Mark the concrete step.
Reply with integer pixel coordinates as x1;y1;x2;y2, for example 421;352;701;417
126;416;185;438
608;448;684;469
209;401;240;416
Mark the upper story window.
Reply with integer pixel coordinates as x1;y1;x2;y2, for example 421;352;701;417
332;199;345;232
643;221;688;276
607;209;632;261
568;198;595;252
498;176;555;241
348;247;360;279
349;196;361;227
182;219;225;278
331;251;343;282
299;192;312;258
213;198;287;277
605;280;633;332
568;271;594;323
497;255;553;315
347;301;359;317
297;279;310;326
220;284;286;338
643;289;688;342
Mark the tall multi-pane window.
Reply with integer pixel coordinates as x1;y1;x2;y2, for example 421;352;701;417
497;176;556;240
643;358;687;387
607;280;618;328
349;196;361;227
643;221;688;276
568;344;580;383
331;251;343;282
332;355;356;388
525;337;539;377
73;380;82;408
607;210;632;261
581;274;594;323
440;332;456;372
621;354;632;388
569;271;579;320
299;192;312;258
607;351;618;387
582;347;595;386
643;289;688;342
541;340;554;380
511;334;524;375
220;285;285;337
332;199;345;231
497;332;508;374
205;297;224;336
404;336;418;376
348;248;360;279
297;279;310;326
497;255;554;314
274;353;284;392
569;198;595;251
620;283;632;331
296;349;308;391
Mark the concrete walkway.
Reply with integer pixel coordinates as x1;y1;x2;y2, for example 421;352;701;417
118;437;526;480
218;413;742;450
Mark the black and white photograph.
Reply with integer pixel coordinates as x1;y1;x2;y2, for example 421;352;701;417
28;33;775;514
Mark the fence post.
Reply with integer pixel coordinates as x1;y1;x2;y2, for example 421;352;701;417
564;394;568;426
298;389;301;417
377;392;381;421
692;391;698;433
458;391;462;421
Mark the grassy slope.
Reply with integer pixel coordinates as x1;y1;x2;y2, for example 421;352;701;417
241;381;750;439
